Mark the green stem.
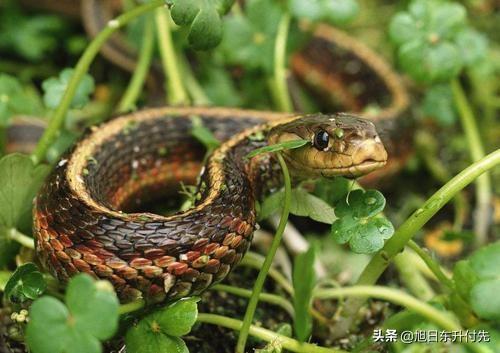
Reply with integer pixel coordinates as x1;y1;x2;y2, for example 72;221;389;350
239;251;294;295
179;55;211;106
116;20;155;113
198;313;345;353
315;286;489;353
451;79;492;245
331;148;500;338
0;126;6;157
119;298;146;315
236;153;292;353
315;286;458;331
272;12;293;112
8;228;34;249
393;253;434;301
31;0;165;164
212;284;294;316
155;7;189;105
407;240;454;290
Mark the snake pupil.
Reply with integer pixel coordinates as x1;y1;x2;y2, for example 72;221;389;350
313;130;329;150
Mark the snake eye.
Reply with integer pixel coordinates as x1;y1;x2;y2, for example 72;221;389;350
313;130;329;150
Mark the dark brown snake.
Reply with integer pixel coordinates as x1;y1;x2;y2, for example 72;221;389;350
7;1;412;303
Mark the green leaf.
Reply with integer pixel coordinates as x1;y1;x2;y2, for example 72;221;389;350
155;297;200;336
0;154;50;229
4;263;46;303
331;190;394;254
289;0;359;25
26;274;119;353
125;298;199;353
455;28;488;66
0;8;66;61
453;242;500;321
42;68;95;110
312;177;351;206
334;190;385;219
388;0;480;84
290;188;337;224
0;75;43;125
422;84;456;125
246;139;309;158
169;0;235;50
293;245;316;342
190;115;221;151
259;188;336;224
219;0;282;72
470;280;500;321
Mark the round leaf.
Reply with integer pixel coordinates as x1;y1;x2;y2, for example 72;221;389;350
4;263;46;302
470;279;500;321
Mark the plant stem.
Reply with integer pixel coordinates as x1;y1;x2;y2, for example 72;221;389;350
393;253;434;301
212;284;294;316
0;126;6;157
179;55;212;106
8;228;34;249
236;153;292;353
407;240;454;290
155;7;189;105
330;148;500;338
116;20;155;113
30;0;164;164
451;79;492;245
315;286;459;331
239;251;294;295
198;313;346;353
119;298;146;315
272;12;293;112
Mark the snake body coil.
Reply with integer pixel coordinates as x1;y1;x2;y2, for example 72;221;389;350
33;107;387;302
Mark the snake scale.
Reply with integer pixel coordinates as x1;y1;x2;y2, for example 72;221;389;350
6;0;412;303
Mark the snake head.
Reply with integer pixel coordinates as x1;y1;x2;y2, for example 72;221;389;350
269;113;388;178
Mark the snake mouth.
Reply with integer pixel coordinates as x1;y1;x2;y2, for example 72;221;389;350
319;160;387;178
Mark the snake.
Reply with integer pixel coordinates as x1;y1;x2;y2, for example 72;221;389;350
33;108;388;302
5;1;411;303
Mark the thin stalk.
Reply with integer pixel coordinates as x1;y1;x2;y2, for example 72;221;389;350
155;8;189;105
31;0;164;164
198;313;346;353
407;240;454;290
272;12;293;112
8;229;34;249
393;253;434;301
331;148;500;338
451;79;492;245
119;299;146;315
0;126;6;156
236;153;291;353
315;286;458;331
179;55;211;106
315;286;489;353
239;251;294;295
116;20;155;113
212;284;294;316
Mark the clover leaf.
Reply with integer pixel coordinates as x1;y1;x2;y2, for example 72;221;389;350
289;0;359;26
0;74;43;125
331;189;394;254
453;242;500;321
0;8;66;61
422;84;456;125
167;0;235;50
219;0;282;73
389;0;487;84
4;263;46;303
126;297;199;353
26;274;119;353
42;68;95;110
293;245;316;342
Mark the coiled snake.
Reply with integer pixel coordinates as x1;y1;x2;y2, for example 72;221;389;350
12;0;411;303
